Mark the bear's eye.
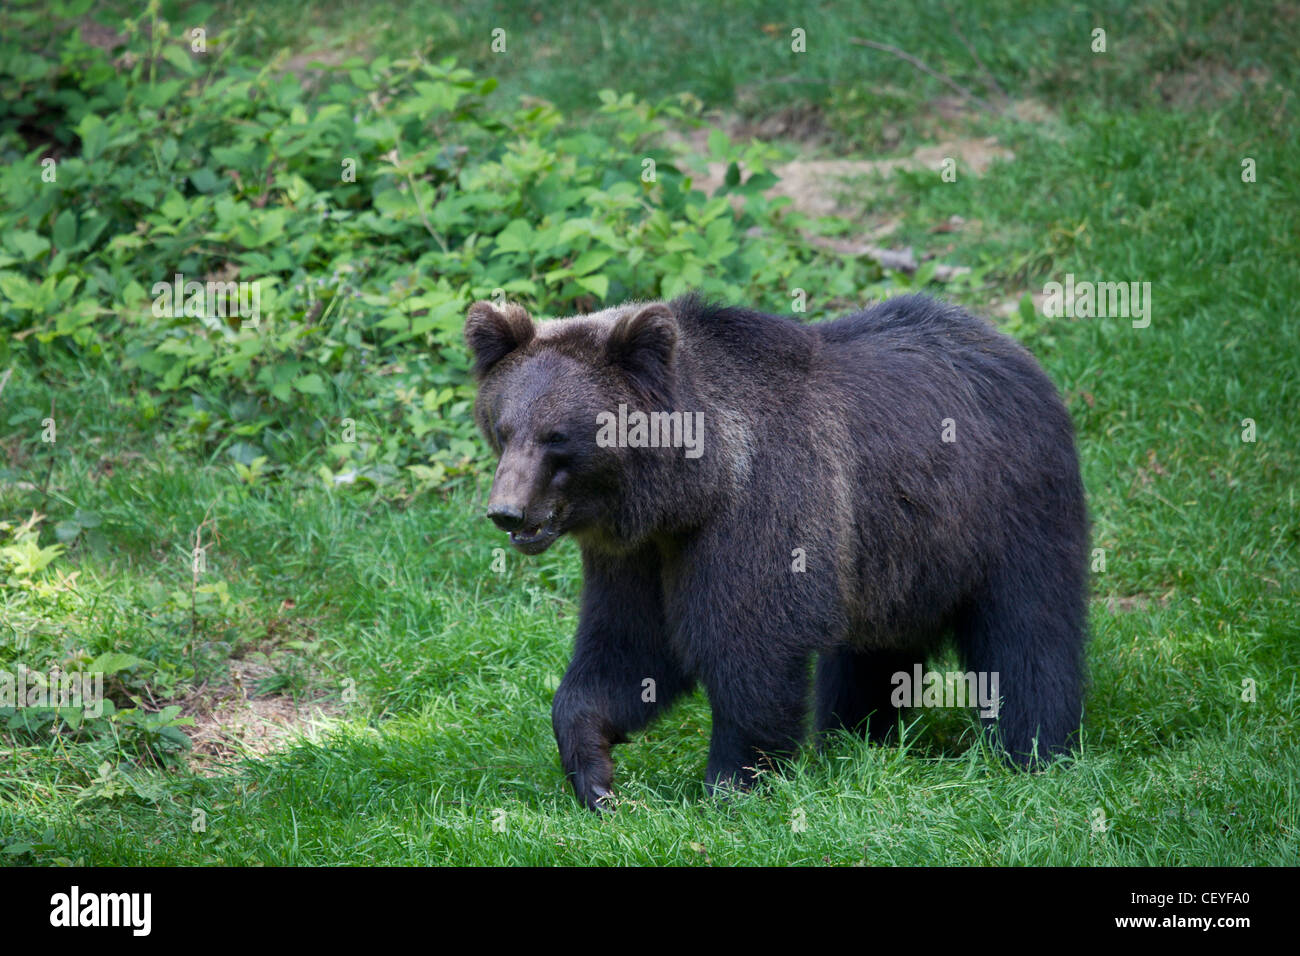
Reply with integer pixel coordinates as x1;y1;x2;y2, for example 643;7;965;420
541;431;568;446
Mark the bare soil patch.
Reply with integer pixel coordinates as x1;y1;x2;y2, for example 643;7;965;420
179;657;342;774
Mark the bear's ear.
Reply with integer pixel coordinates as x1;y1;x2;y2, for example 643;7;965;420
464;301;535;377
606;303;677;404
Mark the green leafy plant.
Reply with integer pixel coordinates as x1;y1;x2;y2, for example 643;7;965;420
1;2;904;506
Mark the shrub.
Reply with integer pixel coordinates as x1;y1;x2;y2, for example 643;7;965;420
1;0;899;497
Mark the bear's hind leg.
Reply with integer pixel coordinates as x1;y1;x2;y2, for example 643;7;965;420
702;655;812;796
814;646;916;745
954;557;1086;766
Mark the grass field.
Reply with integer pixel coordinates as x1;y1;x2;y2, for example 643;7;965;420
0;0;1296;865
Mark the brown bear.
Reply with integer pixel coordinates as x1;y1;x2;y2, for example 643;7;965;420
464;293;1088;810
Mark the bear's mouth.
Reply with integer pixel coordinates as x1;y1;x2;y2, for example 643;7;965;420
508;516;561;555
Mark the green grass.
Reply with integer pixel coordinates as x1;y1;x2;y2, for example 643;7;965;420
203;0;1295;151
2;442;1296;864
1;0;1297;864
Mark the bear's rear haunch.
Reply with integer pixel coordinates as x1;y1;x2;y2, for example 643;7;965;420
465;293;1088;810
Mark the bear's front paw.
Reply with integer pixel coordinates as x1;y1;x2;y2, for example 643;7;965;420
567;766;615;812
554;708;619;811
586;783;616;813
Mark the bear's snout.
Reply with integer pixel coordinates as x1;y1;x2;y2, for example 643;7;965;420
487;448;544;518
485;446;565;554
486;503;526;532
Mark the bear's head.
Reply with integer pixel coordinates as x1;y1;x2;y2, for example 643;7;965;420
464;299;678;554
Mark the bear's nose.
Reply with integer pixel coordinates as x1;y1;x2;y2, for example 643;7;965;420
487;504;526;532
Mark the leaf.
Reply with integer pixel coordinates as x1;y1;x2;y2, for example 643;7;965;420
158;726;193;749
9;232;50;261
255;210;287;245
493;219;535;254
211;145;256;171
1019;293;1037;324
0;273;38;308
77;113;109;161
575;274;609;299
227;441;263;466
161;45;197;76
88;652;153;675
706;128;731;158
292;373;327;395
52;210;77;250
570;249;614;276
190;168;220;193
408;463;446;485
159;191;190;222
